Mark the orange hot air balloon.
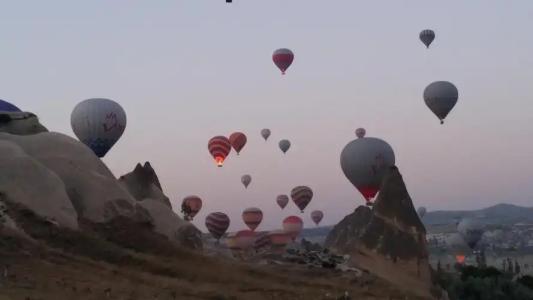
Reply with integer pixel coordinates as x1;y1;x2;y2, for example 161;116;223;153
181;195;202;221
283;216;303;241
455;254;466;265
229;132;247;155
242;207;263;231
208;136;232;167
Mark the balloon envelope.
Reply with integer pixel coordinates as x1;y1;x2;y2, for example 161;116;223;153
208;136;232;167
276;195;289;209
291;186;313;212
340;137;395;204
423;81;459;124
279;139;291;154
229;132;247;155
71;98;127;158
283;216;303;241
181;196;202;221
0;99;21;112
417;207;427;219
205;212;230;240
355;128;366;138
261;128;271;141
311;210;324;226
457;218;484;250
241;174;252;188
242;207;263;231
419;29;435;48
272;48;294;75
234;230;256;250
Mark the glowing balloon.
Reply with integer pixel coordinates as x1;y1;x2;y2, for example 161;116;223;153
229;132;247;155
276;195;289;209
208;136;231;167
272;48;294;75
205;212;230;241
242;207;263;231
181;195;202;221
423;81;459;124
340;137;395;205
71;98;127;158
291;186;313;213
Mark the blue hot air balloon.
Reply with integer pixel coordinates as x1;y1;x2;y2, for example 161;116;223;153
0;99;22;112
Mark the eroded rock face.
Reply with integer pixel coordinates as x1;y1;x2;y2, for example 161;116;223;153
326;166;432;298
119;162;171;208
0;132;138;223
0;112;48;135
0;139;78;229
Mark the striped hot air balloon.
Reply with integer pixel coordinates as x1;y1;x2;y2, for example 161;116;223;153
229;132;247;155
260;128;271;141
181;196;202;221
205;212;230;241
208;136;231;167
242;207;263;231
291;186;313;213
272;48;294;75
283;216;303;241
276;195;289;209
253;231;271;251
419;29;435;48
355;128;366;138
310;210;324;226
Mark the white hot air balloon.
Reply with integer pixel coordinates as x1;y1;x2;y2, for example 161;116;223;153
241;174;252;189
279;139;291;154
423;81;459;124
340;137;395;205
71;98;126;157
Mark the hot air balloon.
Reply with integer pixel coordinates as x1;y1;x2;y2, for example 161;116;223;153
276;195;289;209
423;81;459;124
283;216;303;241
0;99;21;112
242;207;263;231
457;218;484;250
234;230;256;250
272;48;294;75
208;136;231;167
419;29;435;48
340;137;395;205
253;231;271;251
225;232;239;250
267;230;292;252
279;139;291;154
241;174;252;189
71;98;127;158
355;128;366;138
310;210;324;226
181;195;202;221
205;212;230;241
261;128;271;141
291;186;313;213
417;206;427;219
455;254;466;265
229;132;247;155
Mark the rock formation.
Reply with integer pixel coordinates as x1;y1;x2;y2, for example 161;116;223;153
119;162;171;208
326;166;432;298
0;112;201;249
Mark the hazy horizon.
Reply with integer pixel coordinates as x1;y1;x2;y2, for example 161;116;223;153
1;1;532;232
